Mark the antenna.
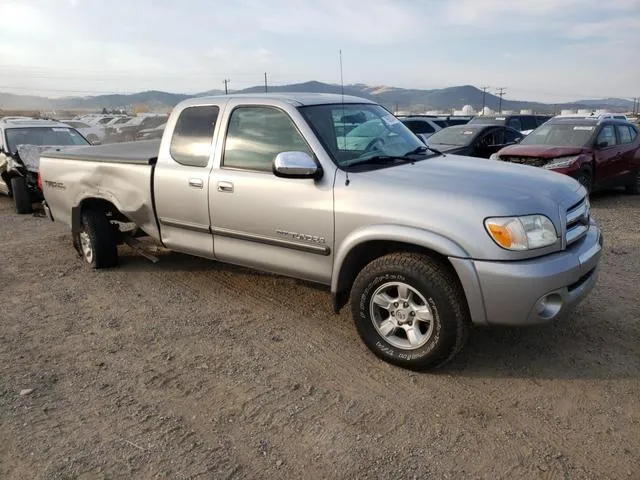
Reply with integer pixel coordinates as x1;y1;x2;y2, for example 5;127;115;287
340;49;350;186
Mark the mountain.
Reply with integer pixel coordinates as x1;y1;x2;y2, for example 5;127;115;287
0;82;633;114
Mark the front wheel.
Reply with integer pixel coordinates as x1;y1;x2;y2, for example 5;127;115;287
73;208;118;268
10;176;32;214
576;169;592;194
351;253;470;370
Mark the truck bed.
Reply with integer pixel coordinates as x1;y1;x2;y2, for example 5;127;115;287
42;139;160;165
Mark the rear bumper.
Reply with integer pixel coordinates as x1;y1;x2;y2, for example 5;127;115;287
451;220;602;326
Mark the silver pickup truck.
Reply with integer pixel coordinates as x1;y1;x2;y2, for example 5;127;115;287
40;94;603;370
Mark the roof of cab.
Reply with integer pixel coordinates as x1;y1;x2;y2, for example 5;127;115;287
178;92;375;108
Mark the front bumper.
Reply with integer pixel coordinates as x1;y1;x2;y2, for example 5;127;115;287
451;221;602;326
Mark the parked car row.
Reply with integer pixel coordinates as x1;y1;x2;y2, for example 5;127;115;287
32;93;605;372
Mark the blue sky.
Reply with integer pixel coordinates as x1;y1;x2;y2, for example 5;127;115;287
0;0;638;102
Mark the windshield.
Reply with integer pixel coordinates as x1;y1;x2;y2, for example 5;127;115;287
298;104;425;168
5;127;89;154
427;126;483;146
519;123;595;147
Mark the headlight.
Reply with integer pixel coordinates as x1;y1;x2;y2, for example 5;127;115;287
485;215;557;250
489;153;500;161
543;155;579;169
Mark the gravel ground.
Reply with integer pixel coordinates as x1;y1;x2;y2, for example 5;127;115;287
0;191;638;480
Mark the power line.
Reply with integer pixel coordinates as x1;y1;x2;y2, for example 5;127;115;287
496;87;507;114
480;86;490;114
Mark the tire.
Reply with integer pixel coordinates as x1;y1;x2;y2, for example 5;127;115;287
74;208;118;268
350;253;470;370
10;176;32;214
625;169;640;195
576;169;592;194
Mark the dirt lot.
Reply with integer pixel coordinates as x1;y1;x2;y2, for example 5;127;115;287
0;192;638;480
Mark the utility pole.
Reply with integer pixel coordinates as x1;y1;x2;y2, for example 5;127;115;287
264;72;268;93
496;87;507;114
480;86;490;115
223;79;230;95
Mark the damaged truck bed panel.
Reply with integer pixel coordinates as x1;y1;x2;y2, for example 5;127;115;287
43;139;161;165
39;156;159;241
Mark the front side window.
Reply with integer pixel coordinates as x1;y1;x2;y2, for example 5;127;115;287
5;127;89;154
299;104;424;168
508;118;523;131
616;125;632;144
596;125;617;148
520;117;538;131
504;128;522;143
223;106;312;172
170;105;219;167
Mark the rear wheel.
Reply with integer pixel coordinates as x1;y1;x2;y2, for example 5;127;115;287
625;169;640;195
74;208;118;268
350;253;470;370
10;176;32;214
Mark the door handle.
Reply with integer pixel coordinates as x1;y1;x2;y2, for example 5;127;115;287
188;178;203;189
217;181;234;193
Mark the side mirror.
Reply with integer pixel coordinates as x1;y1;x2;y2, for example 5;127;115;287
273;151;322;179
90;139;101;145
595;141;608;149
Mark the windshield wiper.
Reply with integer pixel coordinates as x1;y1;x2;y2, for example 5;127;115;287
404;145;444;156
346;155;416;167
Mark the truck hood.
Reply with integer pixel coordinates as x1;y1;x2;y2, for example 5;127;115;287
497;145;589;159
338;152;586;261
359;153;582;207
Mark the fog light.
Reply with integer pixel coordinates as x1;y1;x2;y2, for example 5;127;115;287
535;293;563;320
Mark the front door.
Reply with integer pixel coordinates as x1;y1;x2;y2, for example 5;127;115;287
593;124;622;187
210;104;334;284
154;104;222;258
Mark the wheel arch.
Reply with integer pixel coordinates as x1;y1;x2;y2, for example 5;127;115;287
71;196;131;234
331;225;470;314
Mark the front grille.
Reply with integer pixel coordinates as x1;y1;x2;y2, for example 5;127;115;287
565;196;590;247
502;156;548;167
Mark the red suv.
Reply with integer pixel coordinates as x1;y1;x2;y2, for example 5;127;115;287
492;117;640;194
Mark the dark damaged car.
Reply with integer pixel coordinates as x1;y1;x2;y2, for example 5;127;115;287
0;118;89;213
492;117;640;194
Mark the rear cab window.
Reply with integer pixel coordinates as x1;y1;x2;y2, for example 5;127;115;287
520;116;537;131
402;120;435;134
170;105;220;167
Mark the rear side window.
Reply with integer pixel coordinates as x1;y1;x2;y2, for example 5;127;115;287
223;106;312;172
402;120;435;134
170;106;219;167
520;117;537;131
616;125;632;144
630;125;638;141
596;125;617;147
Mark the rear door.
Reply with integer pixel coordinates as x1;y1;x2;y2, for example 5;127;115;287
615;124;638;181
154;103;224;258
